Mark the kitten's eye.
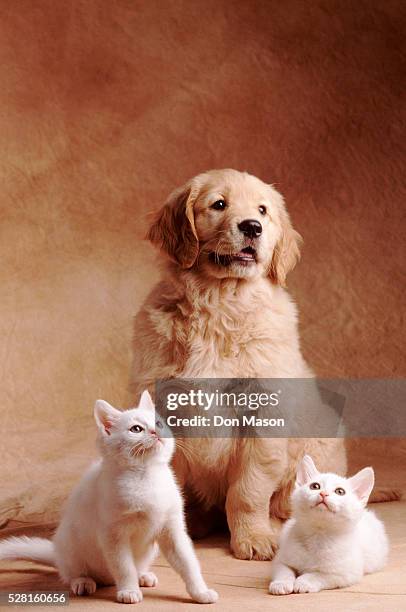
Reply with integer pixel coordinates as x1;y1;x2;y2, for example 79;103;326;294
309;482;320;490
156;420;163;429
130;425;144;433
258;205;267;215
211;199;227;211
335;487;346;496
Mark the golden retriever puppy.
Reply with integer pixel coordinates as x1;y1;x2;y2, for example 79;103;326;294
131;169;346;560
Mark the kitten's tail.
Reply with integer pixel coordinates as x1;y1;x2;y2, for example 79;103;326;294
0;536;55;566
369;487;402;503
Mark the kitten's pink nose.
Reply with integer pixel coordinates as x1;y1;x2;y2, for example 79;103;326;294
320;491;329;498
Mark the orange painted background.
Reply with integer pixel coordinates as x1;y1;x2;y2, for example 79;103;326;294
0;1;404;526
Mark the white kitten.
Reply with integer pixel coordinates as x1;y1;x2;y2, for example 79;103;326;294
269;454;388;595
0;391;218;605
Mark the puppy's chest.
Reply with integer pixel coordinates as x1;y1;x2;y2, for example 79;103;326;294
195;309;256;350
181;306;277;376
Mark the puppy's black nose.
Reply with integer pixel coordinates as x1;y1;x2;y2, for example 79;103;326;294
238;219;262;238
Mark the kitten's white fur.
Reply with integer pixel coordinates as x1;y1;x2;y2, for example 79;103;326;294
269;454;388;595
0;391;218;604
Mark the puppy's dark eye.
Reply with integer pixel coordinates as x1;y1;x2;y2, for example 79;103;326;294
130;425;144;433
211;200;227;211
335;487;346;496
156;420;163;429
310;482;320;490
258;205;267;215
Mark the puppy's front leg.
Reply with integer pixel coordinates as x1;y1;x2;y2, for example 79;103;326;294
158;513;218;604
226;438;286;560
101;529;142;604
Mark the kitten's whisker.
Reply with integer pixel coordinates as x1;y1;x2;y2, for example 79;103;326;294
130;442;144;458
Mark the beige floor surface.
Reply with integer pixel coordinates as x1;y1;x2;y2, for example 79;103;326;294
0;501;405;612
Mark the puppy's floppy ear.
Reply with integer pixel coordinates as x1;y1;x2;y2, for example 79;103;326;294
147;181;199;268
269;194;302;287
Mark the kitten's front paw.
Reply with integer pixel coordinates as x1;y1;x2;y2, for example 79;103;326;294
139;572;158;587
269;580;294;595
293;575;321;593
117;588;143;604
190;588;219;604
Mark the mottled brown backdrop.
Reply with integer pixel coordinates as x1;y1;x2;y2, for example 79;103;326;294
0;1;405;526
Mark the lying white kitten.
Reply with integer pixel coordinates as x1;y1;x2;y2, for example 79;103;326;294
269;454;388;595
0;391;218;605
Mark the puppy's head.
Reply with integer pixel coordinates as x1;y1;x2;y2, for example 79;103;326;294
148;169;301;285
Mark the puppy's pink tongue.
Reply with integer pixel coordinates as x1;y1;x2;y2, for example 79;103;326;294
237;250;255;260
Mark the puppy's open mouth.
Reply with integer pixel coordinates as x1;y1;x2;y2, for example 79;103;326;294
208;246;257;267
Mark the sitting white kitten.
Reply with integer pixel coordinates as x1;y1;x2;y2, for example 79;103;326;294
269;454;388;595
0;391;218;605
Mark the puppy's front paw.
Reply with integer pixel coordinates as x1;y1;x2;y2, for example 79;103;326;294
231;527;279;560
269;580;294;595
117;588;143;603
139;571;158;587
230;516;281;560
70;577;96;596
293;575;321;593
190;588;219;604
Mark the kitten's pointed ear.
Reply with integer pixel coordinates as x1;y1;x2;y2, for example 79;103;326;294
349;467;375;506
139;390;155;411
94;400;121;436
296;455;319;486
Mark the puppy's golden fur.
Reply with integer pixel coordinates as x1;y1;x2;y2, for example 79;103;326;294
131;169;346;560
